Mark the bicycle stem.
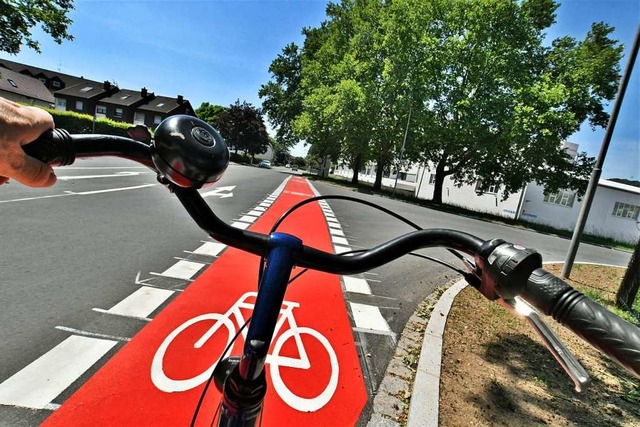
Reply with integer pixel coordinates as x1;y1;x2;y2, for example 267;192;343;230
218;232;302;426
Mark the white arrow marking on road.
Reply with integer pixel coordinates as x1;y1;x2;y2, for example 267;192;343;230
57;171;145;180
201;185;236;199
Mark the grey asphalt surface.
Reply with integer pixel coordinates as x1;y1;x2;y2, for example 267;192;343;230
0;161;631;426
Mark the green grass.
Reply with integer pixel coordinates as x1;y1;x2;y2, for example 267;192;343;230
305;172;635;252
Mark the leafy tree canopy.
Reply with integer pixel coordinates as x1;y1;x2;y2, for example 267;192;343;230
216;100;270;160
0;0;74;54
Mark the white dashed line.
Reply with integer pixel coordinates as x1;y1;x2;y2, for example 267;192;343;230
153;260;205;280
343;276;372;295
191;242;226;257
97;286;174;319
0;336;117;409
349;303;392;333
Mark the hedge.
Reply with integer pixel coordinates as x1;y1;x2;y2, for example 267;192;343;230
43;108;133;137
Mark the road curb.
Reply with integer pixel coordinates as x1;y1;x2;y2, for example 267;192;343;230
406;279;468;427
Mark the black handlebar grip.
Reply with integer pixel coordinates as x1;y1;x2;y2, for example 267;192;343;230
521;268;640;378
22;128;76;166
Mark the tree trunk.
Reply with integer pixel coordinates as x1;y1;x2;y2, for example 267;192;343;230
351;153;361;185
616;237;640;309
373;155;386;191
432;160;448;204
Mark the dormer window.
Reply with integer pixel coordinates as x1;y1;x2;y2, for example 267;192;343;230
8;79;17;88
52;80;61;88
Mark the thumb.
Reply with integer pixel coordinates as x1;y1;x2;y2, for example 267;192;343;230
11;153;57;187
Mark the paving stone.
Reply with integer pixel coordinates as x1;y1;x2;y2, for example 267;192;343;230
366;413;402;427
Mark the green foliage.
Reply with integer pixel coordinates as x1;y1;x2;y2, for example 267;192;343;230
229;152;252;164
196;102;225;130
0;0;74;54
216;100;270;158
261;0;622;200
45;108;131;137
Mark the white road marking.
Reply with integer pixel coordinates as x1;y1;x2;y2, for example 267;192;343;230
57;171;144;180
65;183;156;195
349;303;391;333
238;215;258;223
330;228;345;237
55;326;132;341
326;217;340;224
201;185;235;199
192;242;226;257
247;210;263;217
343;276;372;295
332;236;350;246
259;202;271;208
0;336;117;409
334;245;352;254
155;260;205;280
328;222;342;229
231;221;251;230
99;286;174;319
0;193;71;204
254;207;266;212
54;166;147;170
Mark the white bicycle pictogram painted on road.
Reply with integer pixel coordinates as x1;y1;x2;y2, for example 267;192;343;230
151;292;339;412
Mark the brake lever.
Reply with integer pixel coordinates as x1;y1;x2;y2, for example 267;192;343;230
498;297;591;393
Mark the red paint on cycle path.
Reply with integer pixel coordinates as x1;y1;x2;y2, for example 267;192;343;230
43;177;367;426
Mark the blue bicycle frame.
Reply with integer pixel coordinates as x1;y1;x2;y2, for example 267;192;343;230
215;232;302;427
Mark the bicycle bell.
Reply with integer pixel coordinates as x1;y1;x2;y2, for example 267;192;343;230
151;115;229;189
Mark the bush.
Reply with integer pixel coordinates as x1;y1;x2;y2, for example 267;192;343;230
44;109;132;137
229;152;251;164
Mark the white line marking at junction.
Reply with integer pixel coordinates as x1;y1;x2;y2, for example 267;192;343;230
343;276;372;295
259;202;271;208
0;193;71;204
247;210;263;217
0;336;117;409
334;245;352;254
254;206;266;212
238;215;258;223
349;303;392;333
43;403;61;410
101;286;174;318
55;326;132;341
54;166;147;170
92;308;151;321
231;221;251;230
191;242;226;257
57;171;144;180
65;183;156;195
329;228;345;237
328;222;342;229
156;260;205;280
332;236;350;246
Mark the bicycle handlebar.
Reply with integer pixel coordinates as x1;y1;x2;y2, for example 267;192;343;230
22;117;640;379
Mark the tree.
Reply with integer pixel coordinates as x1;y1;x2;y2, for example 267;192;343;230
616;238;640;311
195;102;225;129
382;0;622;203
216;100;270;162
259;43;303;151
0;0;74;54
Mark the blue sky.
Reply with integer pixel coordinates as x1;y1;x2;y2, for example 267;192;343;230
5;0;639;179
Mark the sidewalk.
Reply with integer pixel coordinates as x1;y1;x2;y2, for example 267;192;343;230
367;280;467;427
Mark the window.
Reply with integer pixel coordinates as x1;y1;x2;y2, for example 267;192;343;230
543;190;575;208
114;108;123;118
55;97;66;111
612;202;640;220
75;100;84;111
154;114;162;124
7;79;17;88
38;77;47;84
52;80;61;88
95;105;107;118
428;174;436;185
134;111;145;125
156;102;165;107
79;86;94;93
475;180;499;194
120;94;131;100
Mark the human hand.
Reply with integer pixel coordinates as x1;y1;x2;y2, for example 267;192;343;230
0;97;57;187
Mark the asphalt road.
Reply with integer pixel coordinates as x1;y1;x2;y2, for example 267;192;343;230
0;160;631;425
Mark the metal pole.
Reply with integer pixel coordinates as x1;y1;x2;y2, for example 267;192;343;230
393;105;412;195
562;25;640;279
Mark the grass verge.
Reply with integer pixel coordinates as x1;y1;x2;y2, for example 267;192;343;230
439;263;639;426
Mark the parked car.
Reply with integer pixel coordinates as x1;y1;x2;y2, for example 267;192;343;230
291;165;299;171
258;160;271;169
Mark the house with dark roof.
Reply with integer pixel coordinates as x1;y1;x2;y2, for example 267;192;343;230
0;58;196;126
53;80;120;116
0;68;54;107
0;57;87;92
95;87;156;123
135;95;194;128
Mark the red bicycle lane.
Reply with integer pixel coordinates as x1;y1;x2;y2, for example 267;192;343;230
43;177;367;426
